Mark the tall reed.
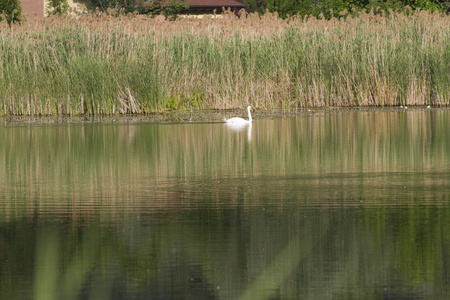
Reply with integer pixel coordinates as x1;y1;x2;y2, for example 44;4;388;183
1;9;449;115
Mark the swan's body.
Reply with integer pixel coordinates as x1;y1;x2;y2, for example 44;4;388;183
224;106;252;124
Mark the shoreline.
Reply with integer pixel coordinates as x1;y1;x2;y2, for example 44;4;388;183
2;11;450;115
0;106;445;125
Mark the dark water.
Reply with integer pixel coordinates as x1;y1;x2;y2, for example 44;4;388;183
0;109;449;300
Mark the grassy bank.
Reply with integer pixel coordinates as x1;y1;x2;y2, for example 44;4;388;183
1;9;450;115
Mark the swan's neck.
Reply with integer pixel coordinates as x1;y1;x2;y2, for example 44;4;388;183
248;108;252;123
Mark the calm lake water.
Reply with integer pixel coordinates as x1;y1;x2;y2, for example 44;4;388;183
0;108;449;300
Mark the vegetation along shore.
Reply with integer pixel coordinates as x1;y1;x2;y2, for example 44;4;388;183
1;8;450;116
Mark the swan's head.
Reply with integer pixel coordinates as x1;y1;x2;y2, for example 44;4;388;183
247;106;252;110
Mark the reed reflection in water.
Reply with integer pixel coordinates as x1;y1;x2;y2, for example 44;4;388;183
0;108;449;299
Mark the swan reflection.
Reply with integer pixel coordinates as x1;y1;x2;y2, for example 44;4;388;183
225;122;252;142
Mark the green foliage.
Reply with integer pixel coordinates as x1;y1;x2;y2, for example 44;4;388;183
144;0;189;19
309;0;355;18
167;89;205;110
164;89;206;111
46;0;70;15
405;0;441;10
245;0;269;14
366;0;404;12
263;0;445;18
183;89;205;109
83;0;146;14
264;0;366;19
165;94;179;110
441;0;450;12
0;0;21;24
83;0;188;17
266;0;311;17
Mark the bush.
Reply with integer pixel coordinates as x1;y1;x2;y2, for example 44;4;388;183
46;0;69;15
83;0;146;14
0;0;22;24
143;0;188;19
83;0;188;18
248;0;446;18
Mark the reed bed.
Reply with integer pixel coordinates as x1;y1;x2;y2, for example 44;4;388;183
1;9;449;115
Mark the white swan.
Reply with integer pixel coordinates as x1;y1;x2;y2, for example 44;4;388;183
224;106;252;124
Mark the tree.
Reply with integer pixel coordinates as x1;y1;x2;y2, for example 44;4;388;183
245;0;268;14
46;0;70;15
266;0;311;17
143;0;189;19
310;0;360;18
250;0;447;18
404;0;441;10
365;0;404;12
0;0;22;24
83;0;146;14
440;0;450;12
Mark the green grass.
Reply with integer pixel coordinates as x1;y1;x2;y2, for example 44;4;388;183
0;9;449;115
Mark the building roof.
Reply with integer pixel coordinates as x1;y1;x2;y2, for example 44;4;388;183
185;0;244;9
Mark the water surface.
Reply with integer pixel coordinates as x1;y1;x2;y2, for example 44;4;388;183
0;109;449;299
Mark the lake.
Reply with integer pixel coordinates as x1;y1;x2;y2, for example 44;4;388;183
0;108;449;300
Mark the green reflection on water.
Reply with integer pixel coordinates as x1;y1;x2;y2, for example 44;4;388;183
0;109;449;299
